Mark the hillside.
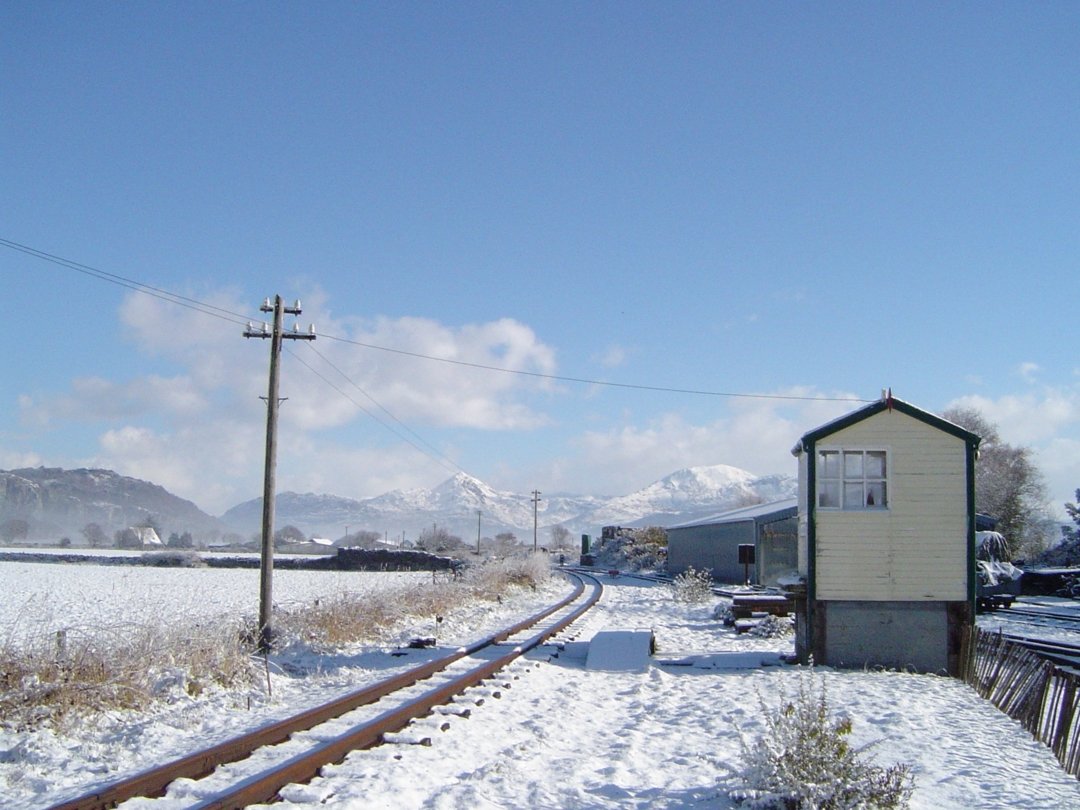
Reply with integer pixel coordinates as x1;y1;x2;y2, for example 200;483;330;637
0;467;223;542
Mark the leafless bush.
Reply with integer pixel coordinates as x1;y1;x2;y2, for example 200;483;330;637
0;620;254;731
672;566;714;603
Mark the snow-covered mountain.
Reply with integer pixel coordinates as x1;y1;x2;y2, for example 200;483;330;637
220;465;796;542
583;465;796;528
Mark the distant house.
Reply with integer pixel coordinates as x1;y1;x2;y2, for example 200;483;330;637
666;499;797;586
790;394;980;675
117;525;162;548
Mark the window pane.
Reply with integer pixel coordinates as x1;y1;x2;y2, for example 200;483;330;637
867;482;887;507
843;482;864;509
866;451;886;479
820;481;840;507
843;451;863;479
819;451;840;478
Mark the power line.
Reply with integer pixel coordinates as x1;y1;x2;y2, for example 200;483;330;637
287;344;465;478
2;238;479;473
1;237;250;326
2;236;872;404
319;332;871;403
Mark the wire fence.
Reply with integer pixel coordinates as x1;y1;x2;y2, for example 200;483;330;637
961;627;1080;778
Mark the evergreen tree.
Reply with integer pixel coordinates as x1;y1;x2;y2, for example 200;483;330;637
1062;489;1080;544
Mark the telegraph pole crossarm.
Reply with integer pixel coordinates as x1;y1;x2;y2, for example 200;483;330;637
244;295;315;652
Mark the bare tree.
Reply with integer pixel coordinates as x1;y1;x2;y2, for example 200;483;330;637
494;531;521;556
340;529;382;548
549;525;572;551
274;525;306;548
81;522;108;548
944;406;1052;558
415;526;466;553
115;528;143;549
167;531;194;549
0;518;30;543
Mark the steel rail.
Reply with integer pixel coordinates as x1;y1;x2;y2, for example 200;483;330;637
998;632;1080;668
1000;606;1080;625
47;572;596;810
192;572;602;809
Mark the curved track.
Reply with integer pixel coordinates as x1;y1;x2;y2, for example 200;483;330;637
48;570;602;810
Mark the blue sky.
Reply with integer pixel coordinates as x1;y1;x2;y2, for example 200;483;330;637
3;3;1078;521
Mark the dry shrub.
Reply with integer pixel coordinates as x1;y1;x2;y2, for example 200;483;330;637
465;553;551;597
1;555;555;728
0;620;254;731
733;674;914;809
672;566;714;603
275;554;552;650
749;614;795;639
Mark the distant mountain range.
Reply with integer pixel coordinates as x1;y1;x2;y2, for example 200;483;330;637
0;464;796;544
221;465;796;541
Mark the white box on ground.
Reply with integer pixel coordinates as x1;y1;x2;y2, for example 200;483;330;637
585;629;655;672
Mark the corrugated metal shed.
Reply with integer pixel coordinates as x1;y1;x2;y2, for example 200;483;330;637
667;498;797;586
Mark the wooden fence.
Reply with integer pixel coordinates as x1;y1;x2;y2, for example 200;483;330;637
961;627;1080;777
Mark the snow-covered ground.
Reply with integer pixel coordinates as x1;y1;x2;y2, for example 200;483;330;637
0;559;431;642
2;562;1079;809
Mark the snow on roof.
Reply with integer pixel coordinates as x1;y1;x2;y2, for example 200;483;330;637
667;497;798;530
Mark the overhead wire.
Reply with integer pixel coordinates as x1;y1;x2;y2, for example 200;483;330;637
3;236;872;404
288;342;467;477
1;237;251;327
318;332;873;403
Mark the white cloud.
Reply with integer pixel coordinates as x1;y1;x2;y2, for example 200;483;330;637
0;450;44;469
593;345;627;369
280;314;559;432
20;289;563;513
945;389;1080;445
545;389;860;495
94;419;264;513
1018;362;1041;383
946;387;1080;518
19;376;212;431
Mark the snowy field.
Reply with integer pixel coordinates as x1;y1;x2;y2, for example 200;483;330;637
2;562;1079;808
0;559;431;643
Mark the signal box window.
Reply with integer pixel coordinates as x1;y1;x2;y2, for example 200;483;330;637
818;449;888;510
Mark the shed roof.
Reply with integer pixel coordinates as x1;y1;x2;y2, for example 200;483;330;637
791;393;980;455
668;498;798;530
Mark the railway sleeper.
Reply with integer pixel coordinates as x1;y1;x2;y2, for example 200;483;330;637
434;704;472;718
383;731;433;746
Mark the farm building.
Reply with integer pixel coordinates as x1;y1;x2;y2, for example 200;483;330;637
666;499;797;586
789;393;980;675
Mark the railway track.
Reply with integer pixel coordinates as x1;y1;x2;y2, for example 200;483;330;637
48;570;602;810
997;633;1080;669
979;597;1080;668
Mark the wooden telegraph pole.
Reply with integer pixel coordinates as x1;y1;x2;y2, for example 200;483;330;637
244;296;315;651
531;489;541;552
